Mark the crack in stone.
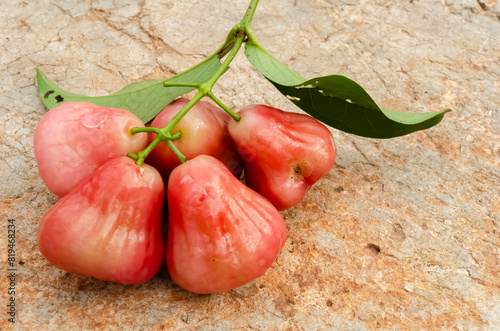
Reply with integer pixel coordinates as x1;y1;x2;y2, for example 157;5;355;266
477;0;488;11
82;4;186;77
52;4;74;18
476;0;500;20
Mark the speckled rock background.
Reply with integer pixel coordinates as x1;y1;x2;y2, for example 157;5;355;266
1;0;499;330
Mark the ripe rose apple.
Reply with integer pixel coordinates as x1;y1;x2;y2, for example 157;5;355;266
147;98;243;179
228;105;337;210
37;156;165;284
34;102;148;197
166;155;287;294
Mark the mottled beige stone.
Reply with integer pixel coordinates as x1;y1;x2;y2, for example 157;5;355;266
1;0;499;330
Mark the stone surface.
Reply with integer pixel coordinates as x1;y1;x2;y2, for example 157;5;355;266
1;0;499;330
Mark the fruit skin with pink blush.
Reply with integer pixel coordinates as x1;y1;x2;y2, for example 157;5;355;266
228;104;337;211
147;98;243;179
33;102;148;197
37;156;165;284
166;155;287;294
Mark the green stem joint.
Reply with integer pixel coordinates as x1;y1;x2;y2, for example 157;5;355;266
129;0;259;166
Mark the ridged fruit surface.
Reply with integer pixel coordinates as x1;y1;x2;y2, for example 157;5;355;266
166;155;287;294
228;105;337;210
37;156;165;284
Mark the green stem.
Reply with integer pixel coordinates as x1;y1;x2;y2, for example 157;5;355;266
129;127;159;135
163;90;205;133
166;140;187;164
243;24;259;46
130;135;162;167
130;128;183;141
199;31;245;93
207;91;240;121
128;0;260;166
240;0;263;50
162;82;201;88
127;129;183;166
241;0;259;27
167;131;182;140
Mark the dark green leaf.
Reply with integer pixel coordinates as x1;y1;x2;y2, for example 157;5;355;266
245;41;450;138
37;52;223;123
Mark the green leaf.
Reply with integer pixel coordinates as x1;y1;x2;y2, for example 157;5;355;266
245;41;450;138
37;52;223;123
244;41;305;85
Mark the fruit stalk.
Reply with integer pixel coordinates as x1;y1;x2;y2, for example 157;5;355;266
129;0;260;166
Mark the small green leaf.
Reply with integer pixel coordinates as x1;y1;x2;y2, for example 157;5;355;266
37;52;223;123
244;41;305;85
245;41;450;138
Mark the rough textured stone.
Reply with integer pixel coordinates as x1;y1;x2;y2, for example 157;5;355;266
1;0;499;330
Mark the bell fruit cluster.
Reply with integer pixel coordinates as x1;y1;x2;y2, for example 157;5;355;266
34;99;336;291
